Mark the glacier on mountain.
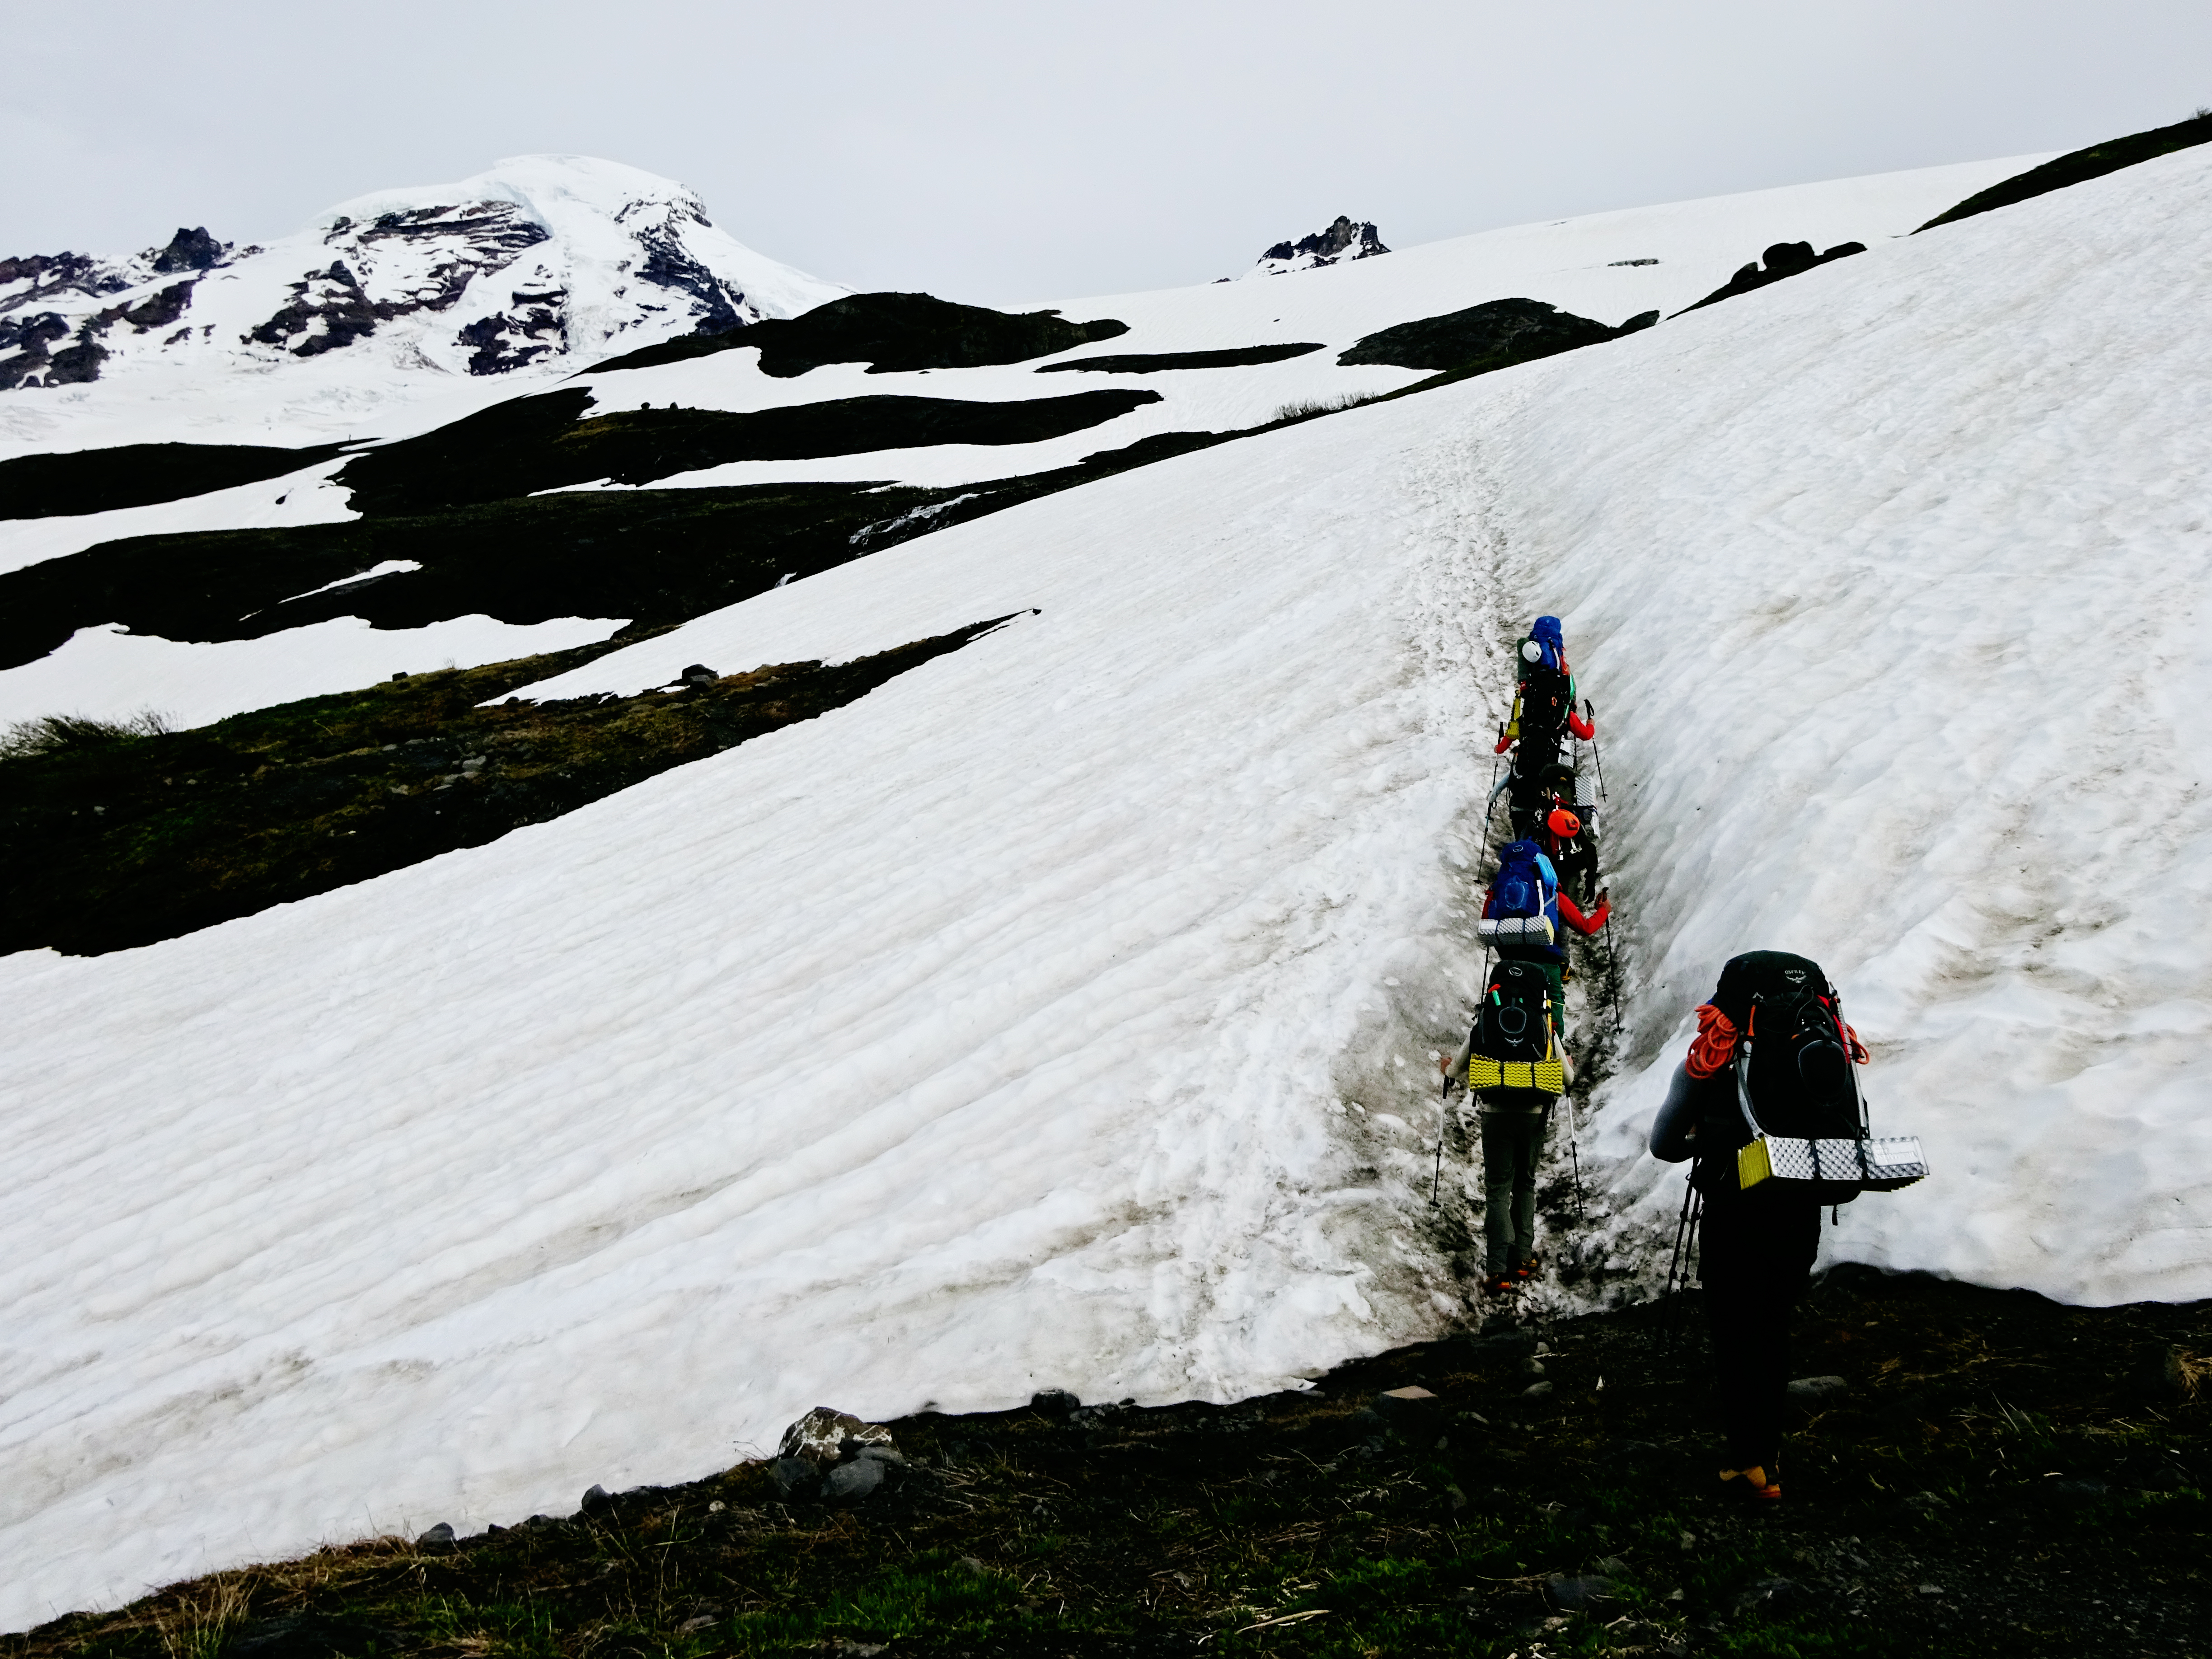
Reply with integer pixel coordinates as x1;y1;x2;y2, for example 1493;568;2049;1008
0;156;845;444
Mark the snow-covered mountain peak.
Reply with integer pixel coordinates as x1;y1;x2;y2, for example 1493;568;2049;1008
1245;214;1391;277
0;155;845;424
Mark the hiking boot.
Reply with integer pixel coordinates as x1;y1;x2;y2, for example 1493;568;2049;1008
1719;1465;1782;1504
1484;1273;1519;1297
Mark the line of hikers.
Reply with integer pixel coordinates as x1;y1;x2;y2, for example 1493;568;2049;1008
1435;614;1926;1506
1438;615;1612;1298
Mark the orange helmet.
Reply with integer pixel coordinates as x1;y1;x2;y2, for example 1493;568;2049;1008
1546;807;1582;839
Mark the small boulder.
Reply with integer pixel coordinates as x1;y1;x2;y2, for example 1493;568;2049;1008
1786;1375;1848;1406
770;1456;821;1500
1373;1385;1440;1432
778;1406;894;1467
1522;1381;1554;1399
415;1521;454;1549
824;1457;886;1504
680;664;717;683
1031;1388;1081;1417
580;1484;614;1515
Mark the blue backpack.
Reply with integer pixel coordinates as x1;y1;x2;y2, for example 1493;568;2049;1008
1520;615;1567;674
1481;839;1558;946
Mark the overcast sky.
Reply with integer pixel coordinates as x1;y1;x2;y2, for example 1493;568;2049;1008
5;1;2207;304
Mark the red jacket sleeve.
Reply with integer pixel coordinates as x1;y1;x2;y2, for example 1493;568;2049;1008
1558;891;1609;935
1568;710;1594;741
1684;1003;1739;1079
1493;729;1513;755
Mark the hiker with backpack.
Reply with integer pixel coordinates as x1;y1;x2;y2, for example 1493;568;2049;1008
1650;951;1914;1505
1476;838;1610;1036
1440;956;1573;1293
1493;616;1594;776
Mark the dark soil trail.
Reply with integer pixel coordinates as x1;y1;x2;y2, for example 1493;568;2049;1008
12;1274;2202;1658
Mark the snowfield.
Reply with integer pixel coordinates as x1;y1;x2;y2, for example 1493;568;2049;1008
0;154;2037;732
5;137;2211;1626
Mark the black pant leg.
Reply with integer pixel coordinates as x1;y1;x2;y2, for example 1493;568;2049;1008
1698;1181;1821;1471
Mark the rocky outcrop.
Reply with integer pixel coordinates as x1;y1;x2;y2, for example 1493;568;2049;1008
150;227;226;273
1674;239;1865;314
1248;216;1390;277
459;289;569;375
1338;296;1655;374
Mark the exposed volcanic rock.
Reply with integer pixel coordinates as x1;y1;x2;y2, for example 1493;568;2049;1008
587;291;1129;378
0;313;70;389
0;251;134;309
1036;342;1326;374
1674;239;1865;314
330;383;1162;515
1249;216;1390;276
632;224;750;337
248;260;384;356
1339;296;1654;375
459;289;570;375
150;226;227;273
1919;108;2212;230
0;440;353;520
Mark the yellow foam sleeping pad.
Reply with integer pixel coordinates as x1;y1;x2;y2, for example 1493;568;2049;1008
1466;1054;1567;1094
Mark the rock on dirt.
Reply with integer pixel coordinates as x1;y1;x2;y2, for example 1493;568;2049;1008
778;1406;895;1466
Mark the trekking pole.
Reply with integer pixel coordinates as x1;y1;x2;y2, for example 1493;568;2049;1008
1429;1073;1454;1207
1660;1176;1695;1340
1586;699;1607;801
1564;1092;1586;1221
1603;911;1624;1039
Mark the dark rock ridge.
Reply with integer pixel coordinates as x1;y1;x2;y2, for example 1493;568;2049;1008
1339;297;1657;375
1256;215;1390;271
1674;240;1865;315
586;291;1130;377
0;441;352;520
1919;108;2212;231
329;384;1162;517
1036;342;1325;374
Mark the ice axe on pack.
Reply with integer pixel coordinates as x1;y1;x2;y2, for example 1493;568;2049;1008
1585;699;1606;801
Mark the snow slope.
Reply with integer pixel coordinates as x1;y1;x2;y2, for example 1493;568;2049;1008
5;138;2208;1624
0;155;2040;732
562;155;2046;494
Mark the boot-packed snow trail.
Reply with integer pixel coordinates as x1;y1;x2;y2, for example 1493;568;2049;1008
5;142;2212;1626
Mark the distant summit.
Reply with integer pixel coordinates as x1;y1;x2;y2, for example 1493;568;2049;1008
0;156;845;395
1246;216;1390;278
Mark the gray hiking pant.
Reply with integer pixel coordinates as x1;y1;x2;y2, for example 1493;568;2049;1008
1481;1106;1551;1274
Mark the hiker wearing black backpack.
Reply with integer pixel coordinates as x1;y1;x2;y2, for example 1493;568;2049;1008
1493;616;1594;777
1440;957;1574;1294
1649;951;1885;1504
